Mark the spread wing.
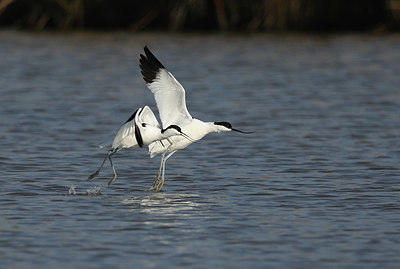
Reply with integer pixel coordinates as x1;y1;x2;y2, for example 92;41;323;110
139;46;192;128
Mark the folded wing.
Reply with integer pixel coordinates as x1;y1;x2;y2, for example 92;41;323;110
135;105;160;128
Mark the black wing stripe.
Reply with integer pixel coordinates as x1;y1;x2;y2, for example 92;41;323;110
124;108;140;124
140;46;165;84
135;122;144;148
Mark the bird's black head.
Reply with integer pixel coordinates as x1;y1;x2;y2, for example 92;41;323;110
162;124;182;133
214;121;232;129
214;121;253;134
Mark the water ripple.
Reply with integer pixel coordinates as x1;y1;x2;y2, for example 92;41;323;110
1;31;399;268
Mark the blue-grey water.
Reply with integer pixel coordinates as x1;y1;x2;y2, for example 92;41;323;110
1;31;399;268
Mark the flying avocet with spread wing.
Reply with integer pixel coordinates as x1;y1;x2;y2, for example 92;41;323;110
140;46;251;190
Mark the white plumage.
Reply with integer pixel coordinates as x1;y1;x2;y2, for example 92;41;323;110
88;105;190;186
112;106;161;149
140;46;251;190
147;68;192;127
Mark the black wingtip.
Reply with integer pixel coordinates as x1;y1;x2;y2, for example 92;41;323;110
140;46;165;84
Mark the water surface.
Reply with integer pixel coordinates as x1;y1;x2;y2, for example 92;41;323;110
1;31;399;268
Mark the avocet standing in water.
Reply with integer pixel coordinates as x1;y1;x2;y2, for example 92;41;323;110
140;46;252;190
87;105;192;186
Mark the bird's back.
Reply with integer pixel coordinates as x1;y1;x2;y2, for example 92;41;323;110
148;119;216;157
112;106;168;150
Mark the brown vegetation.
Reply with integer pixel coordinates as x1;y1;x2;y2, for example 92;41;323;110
0;0;398;31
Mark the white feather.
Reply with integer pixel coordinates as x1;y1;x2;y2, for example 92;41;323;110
147;69;192;128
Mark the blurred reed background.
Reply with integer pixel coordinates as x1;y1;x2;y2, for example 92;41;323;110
0;0;399;31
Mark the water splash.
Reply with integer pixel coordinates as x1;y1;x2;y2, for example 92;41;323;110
69;185;76;195
68;184;104;195
86;185;102;195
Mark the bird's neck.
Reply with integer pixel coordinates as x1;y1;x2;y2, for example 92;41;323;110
202;121;226;134
205;121;221;133
182;120;219;141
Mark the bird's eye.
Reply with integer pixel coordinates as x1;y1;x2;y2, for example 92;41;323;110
142;123;146;127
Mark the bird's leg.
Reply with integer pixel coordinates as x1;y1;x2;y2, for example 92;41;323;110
153;171;161;187
152;142;172;189
87;150;112;180
153;151;166;188
155;151;176;191
107;151;118;186
153;158;165;191
155;177;164;191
